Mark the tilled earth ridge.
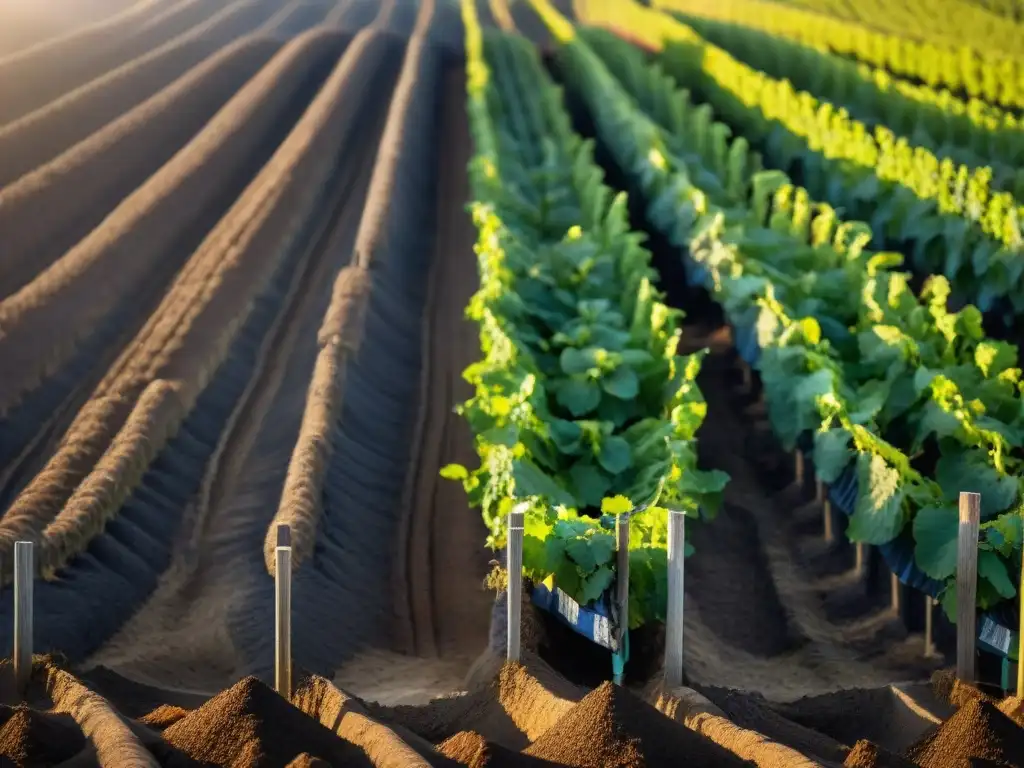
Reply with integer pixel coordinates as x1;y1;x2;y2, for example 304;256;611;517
3;656;1023;767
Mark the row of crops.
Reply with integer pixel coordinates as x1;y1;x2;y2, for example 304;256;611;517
443;0;729;634
448;0;1024;669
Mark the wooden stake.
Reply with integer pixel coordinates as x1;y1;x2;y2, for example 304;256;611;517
924;596;936;658
14;541;32;697
1018;540;1024;696
275;524;292;699
614;511;631;685
664;509;686;689
891;572;901;614
794;451;804;488
823;500;834;543
956;491;981;683
506;505;526;663
855;542;866;578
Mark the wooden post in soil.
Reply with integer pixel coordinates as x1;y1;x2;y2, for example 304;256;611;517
816;480;834;543
891;573;901;614
956;492;981;683
794;451;804;490
275;524;292;700
614;511;631;686
506;505;526;663
14;541;33;697
924;596;936;658
855;543;866;578
1018;544;1024;696
664;509;686;689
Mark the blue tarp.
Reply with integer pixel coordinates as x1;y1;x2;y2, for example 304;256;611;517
530;579;620;652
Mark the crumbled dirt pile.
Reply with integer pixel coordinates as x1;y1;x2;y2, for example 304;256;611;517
286;754;332;767
905;698;1024;767
141;703;191;730
930;671;995;710
843;740;916;768
161;675;374;767
0;704;87;765
438;730;554;767
523;681;754;767
997;696;1024;727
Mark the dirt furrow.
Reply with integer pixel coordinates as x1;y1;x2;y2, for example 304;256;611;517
396;67;491;663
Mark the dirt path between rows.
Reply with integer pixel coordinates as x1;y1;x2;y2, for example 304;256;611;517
83;91;389;694
397;66;491;662
677;317;942;702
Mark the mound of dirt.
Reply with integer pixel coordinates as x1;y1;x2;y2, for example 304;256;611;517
287;754;331;767
906;698;1024;767
843;740;916;768
438;730;554;767
930;671;995;710
524;681;753;767
998;697;1024;727
0;705;87;765
162;676;374;767
140;703;191;729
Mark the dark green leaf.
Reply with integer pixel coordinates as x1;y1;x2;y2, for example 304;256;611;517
598;436;633;474
602;366;640;399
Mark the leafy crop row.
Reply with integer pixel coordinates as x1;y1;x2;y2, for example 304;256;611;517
649;0;1024;113
446;0;728;629
610;3;1024;320
535;0;1024;618
663;12;1024;187
761;0;1024;57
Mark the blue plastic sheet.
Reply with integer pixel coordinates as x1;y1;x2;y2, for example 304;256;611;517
531;580;620;652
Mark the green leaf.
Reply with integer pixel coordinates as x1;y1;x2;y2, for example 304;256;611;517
550;419;584;453
557;377;602;417
979;550;1016;599
570;462;613;508
439;464;468;481
598;436;633;474
935;450;1018;518
580;564;615;604
513;459;575;507
602;366;640;399
913;505;959;580
566;537;598;572
560;347;602;375
813;429;852;484
554;557;581;598
588;533;616;567
847;453;906;544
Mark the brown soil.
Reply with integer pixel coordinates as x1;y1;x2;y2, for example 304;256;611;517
0;705;86;766
162;676;373;767
906;698;1024;767
140;704;191;730
393;64;491;661
844;740;917;768
438;731;558;767
524;681;754;767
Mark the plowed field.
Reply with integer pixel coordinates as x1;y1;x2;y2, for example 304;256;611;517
1;0;1021;766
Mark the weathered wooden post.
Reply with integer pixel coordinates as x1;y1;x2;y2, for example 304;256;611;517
14;541;33;696
956;492;980;682
275;524;292;699
614;511;630;685
817;480;834;543
1017;542;1024;696
924;596;936;658
664;509;686;689
506;504;526;663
